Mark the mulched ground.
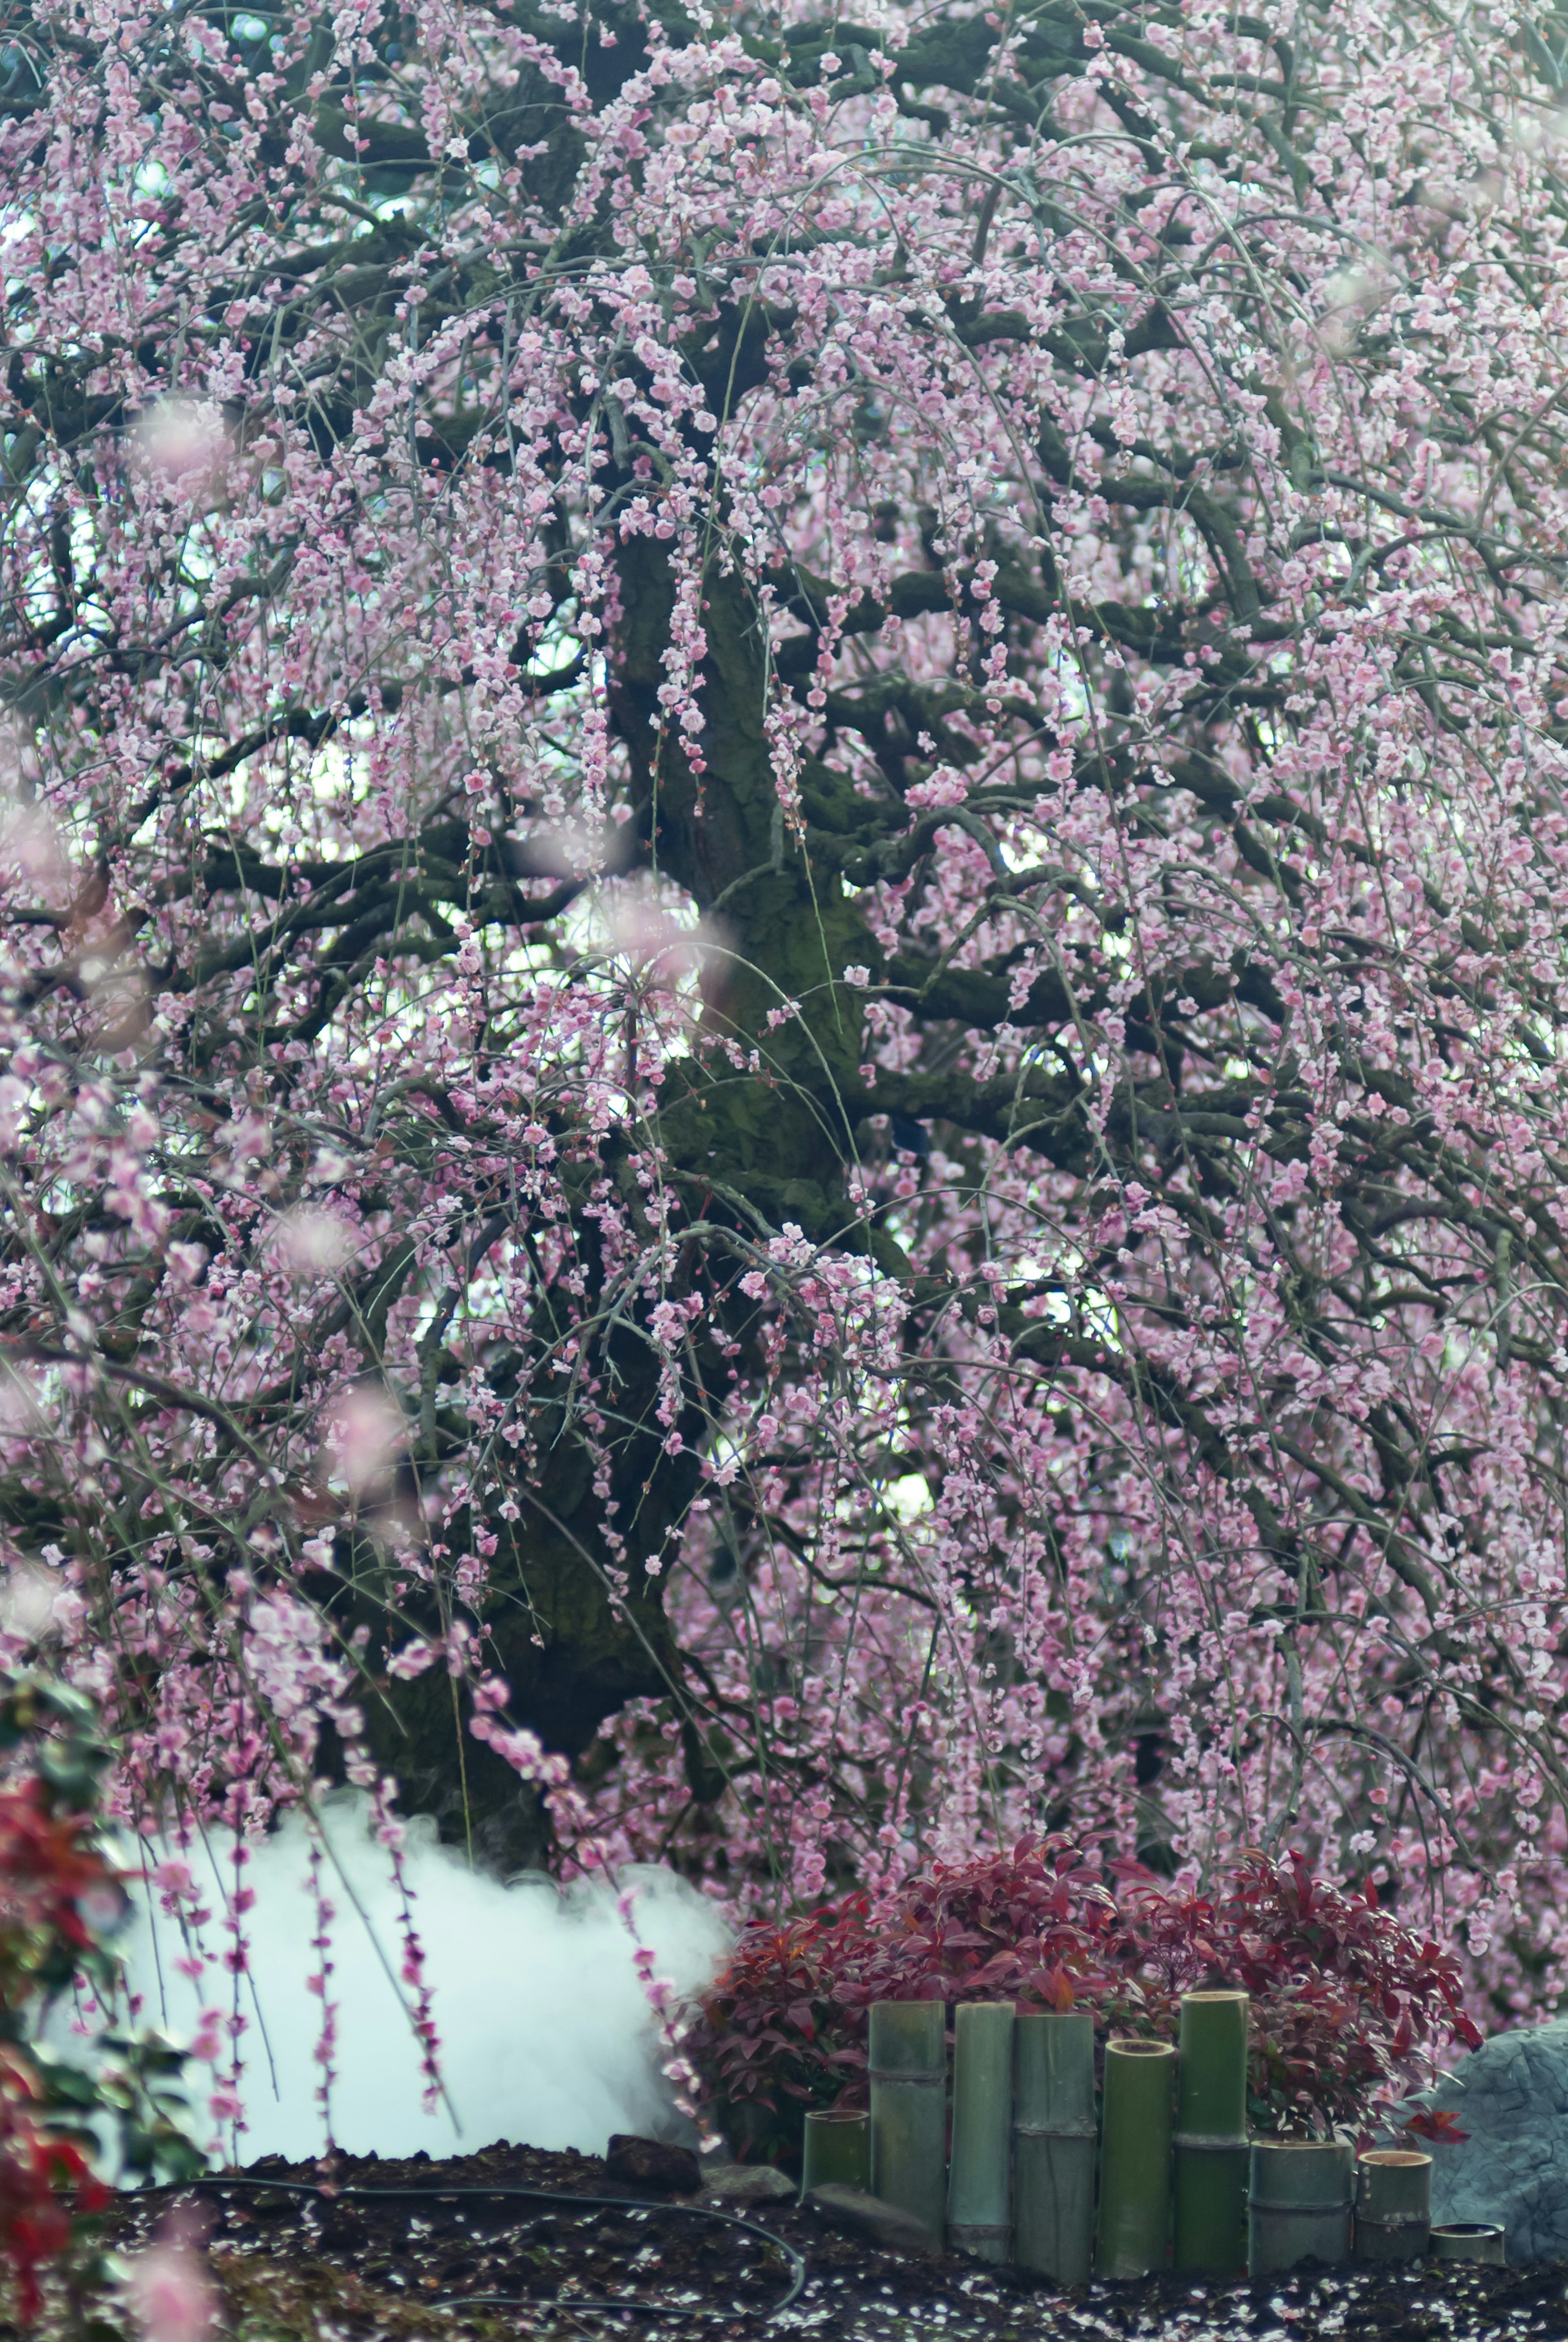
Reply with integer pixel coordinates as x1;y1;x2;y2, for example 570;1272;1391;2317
104;2141;1568;2342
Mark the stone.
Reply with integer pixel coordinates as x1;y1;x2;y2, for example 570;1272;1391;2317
1398;2017;1568;2262
805;2182;944;2257
703;2162;796;2204
604;2134;704;2194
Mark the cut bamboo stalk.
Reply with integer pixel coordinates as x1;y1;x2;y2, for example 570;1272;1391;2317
947;2003;1014;2261
1247;2139;1352;2277
1356;2149;1431;2262
1172;1989;1250;2275
1014;2010;1096;2287
1431;2222;1504;2265
1096;2039;1175;2278
869;2000;947;2240
801;2109;871;2199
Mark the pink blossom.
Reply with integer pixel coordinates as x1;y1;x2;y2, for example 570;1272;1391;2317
125;2242;217;2342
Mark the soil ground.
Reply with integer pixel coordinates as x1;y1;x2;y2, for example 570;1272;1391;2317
96;2141;1568;2342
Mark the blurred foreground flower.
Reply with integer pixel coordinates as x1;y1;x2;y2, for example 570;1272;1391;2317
124;2228;218;2342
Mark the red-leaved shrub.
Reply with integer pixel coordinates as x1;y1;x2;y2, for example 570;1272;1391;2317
687;1838;1118;2157
0;2042;103;2322
0;1675;204;2318
1100;1849;1482;2132
0;1704;117;2318
686;1841;1482;2163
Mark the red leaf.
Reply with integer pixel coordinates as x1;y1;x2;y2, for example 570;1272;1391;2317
1402;2108;1469;2146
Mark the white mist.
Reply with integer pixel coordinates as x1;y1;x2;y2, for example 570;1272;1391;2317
109;1797;730;2164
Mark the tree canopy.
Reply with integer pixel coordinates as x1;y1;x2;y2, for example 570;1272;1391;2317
4;0;1568;2020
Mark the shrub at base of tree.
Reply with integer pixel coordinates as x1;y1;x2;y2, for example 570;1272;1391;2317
686;1840;1483;2165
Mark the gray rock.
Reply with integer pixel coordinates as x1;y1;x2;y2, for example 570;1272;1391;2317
805;2182;943;2257
1399;2017;1568;2262
702;2162;796;2204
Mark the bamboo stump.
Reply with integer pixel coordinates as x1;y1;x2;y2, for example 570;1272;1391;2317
1248;2139;1352;2276
869;2001;947;2241
1431;2222;1505;2264
1173;1990;1250;2275
1356;2149;1431;2262
947;2003;1014;2262
1097;2039;1175;2278
801;2110;871;2198
1014;2010;1096;2287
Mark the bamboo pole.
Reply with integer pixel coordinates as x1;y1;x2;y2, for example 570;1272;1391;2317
801;2109;871;2198
1096;2039;1175;2278
1014;2010;1096;2287
1356;2150;1431;2263
869;2000;947;2240
1247;2139;1352;2277
1431;2222;1505;2265
947;2003;1014;2261
1172;1989;1250;2275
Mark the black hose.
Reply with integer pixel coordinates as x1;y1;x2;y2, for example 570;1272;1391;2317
163;2172;808;2324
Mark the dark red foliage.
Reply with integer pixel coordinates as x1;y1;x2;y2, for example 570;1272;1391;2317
1100;1848;1483;2132
0;1673;200;2319
0;1781;120;2008
1402;2108;1470;2145
0;1764;121;2319
889;1839;1121;2010
686;1841;1483;2158
685;1837;1120;2159
0;2050;106;2323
